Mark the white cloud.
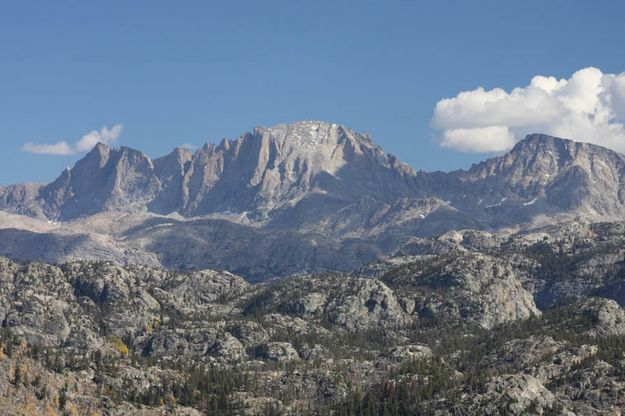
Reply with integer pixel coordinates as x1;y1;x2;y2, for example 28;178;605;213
441;126;515;153
21;124;124;156
74;124;123;153
180;143;198;151
432;67;625;153
21;141;74;156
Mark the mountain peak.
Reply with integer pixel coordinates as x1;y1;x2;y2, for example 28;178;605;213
86;141;110;156
169;146;194;161
253;120;374;148
154;147;193;171
157;120;418;218
256;120;340;132
510;133;623;159
511;133;574;153
91;141;110;155
80;142;113;170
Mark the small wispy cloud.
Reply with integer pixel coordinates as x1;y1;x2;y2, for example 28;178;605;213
74;125;124;153
180;143;198;151
21;141;75;156
22;124;124;156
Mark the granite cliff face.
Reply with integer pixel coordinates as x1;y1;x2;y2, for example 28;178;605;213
0;121;417;222
3;122;625;278
175;121;417;221
453;133;625;219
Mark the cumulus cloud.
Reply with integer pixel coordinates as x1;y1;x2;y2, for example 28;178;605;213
432;67;625;153
21;124;124;156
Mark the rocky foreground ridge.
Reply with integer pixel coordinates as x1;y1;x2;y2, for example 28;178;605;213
3;121;625;279
2;221;625;414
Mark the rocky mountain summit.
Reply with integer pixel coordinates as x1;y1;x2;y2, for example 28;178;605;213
3;122;625;279
2;220;625;414
454;133;625;219
0;121;416;223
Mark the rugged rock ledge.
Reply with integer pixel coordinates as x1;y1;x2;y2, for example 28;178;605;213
2;217;625;414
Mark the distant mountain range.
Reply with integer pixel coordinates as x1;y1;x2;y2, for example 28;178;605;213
2;120;625;280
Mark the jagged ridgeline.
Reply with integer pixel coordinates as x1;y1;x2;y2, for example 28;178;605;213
3;121;625;279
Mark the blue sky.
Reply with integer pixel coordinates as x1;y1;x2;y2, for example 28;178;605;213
1;0;624;184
